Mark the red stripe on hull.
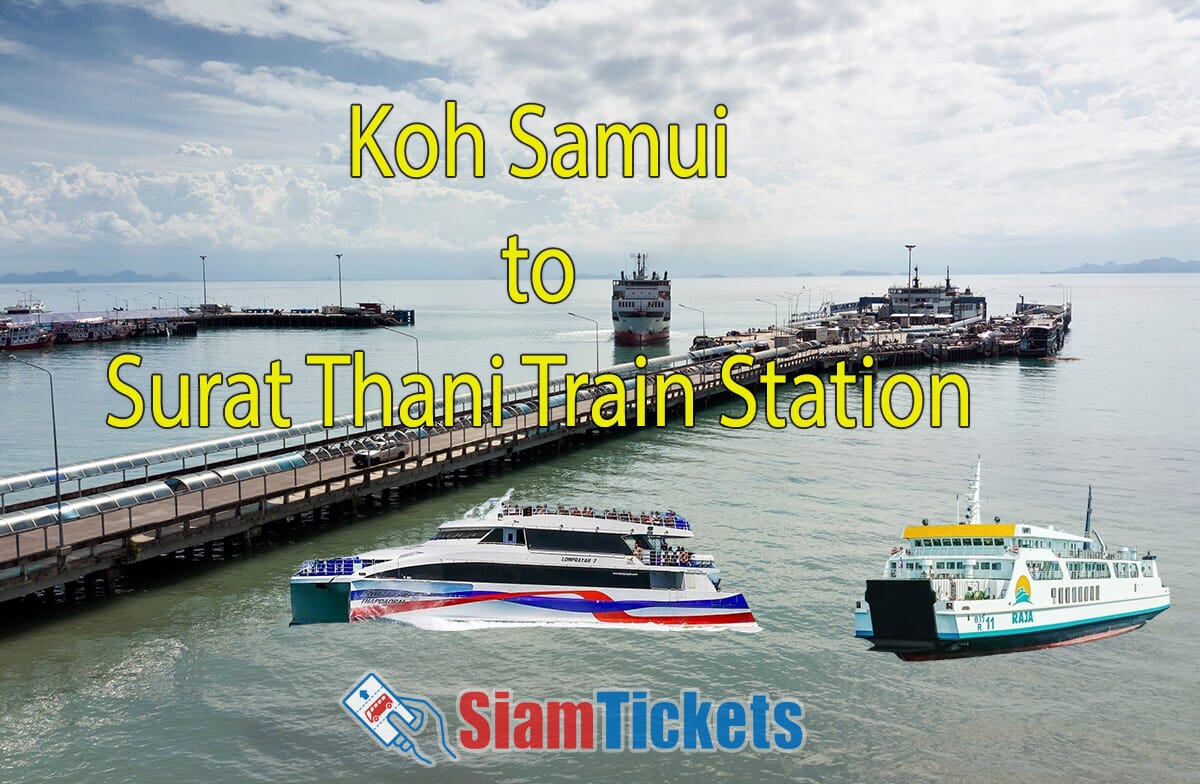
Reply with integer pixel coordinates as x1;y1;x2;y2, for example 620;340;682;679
350;588;754;627
613;330;669;347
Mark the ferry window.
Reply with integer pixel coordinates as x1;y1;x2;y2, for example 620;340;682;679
525;528;633;555
952;539;962;547
433;528;491;540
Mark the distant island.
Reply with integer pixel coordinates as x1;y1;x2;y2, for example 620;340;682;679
0;269;190;284
840;269;896;276
1045;257;1200;274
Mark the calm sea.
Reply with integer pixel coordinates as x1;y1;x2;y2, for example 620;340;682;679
1;274;1197;783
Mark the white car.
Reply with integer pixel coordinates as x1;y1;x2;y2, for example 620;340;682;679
352;438;407;467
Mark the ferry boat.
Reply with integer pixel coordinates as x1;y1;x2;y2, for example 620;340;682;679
612;253;671;346
4;296;47;315
54;317;133;344
1;319;54;350
291;492;755;629
880;266;986;325
854;463;1169;660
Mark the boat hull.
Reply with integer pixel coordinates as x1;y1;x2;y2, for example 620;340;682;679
290;580;352;624
867;606;1167;660
613;316;669;346
292;576;755;629
855;578;1169;659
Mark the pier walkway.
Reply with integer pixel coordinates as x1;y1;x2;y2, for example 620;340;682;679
0;335;936;605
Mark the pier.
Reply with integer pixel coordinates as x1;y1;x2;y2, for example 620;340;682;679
2;303;417;344
0;303;1069;609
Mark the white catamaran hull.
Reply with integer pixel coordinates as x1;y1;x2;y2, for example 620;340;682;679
293;576;756;629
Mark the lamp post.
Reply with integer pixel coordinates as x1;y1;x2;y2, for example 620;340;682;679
677;303;706;337
567;311;600;377
380;326;422;459
68;288;85;311
200;255;207;305
335;253;343;311
166;291;182;310
754;298;779;330
8;355;63;548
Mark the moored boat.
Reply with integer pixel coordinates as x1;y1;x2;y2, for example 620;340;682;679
612;252;671;346
1;319;54;350
854;462;1169;659
291;491;755;630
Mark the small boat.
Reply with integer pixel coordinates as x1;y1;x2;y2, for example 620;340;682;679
854;462;1169;660
1;319;54;350
4;298;47;315
291;491;756;629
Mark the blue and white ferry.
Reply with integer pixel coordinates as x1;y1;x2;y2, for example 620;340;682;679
855;463;1170;659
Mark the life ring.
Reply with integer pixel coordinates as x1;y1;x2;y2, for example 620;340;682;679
678;551;691;565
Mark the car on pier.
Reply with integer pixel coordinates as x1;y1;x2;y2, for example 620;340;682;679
352;437;407;468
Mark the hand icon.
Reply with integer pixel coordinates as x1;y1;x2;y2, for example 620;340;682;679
343;674;458;767
392;695;458;765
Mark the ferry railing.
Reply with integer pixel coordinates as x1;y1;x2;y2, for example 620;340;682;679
500;505;693;531
636;551;713;568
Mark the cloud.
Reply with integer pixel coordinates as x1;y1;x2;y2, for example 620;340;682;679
2;1;1199;270
0;37;36;57
0;160;518;251
174;141;234;158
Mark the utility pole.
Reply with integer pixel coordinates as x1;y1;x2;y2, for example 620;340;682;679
336;253;343;310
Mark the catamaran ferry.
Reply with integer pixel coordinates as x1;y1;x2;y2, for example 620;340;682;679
855;463;1169;660
291;492;755;629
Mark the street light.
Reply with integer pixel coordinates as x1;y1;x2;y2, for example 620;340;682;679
8;355;64;548
677;303;706;337
335;253;344;311
380;326;420;375
754;298;779;330
68;288;85;311
380;325;422;459
567;311;600;377
166;291;182;310
200;255;208;305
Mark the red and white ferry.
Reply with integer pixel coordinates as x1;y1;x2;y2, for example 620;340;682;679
612;253;670;346
291;491;755;630
1;319;53;350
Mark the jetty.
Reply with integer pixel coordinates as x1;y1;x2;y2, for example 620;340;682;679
0;300;1069;608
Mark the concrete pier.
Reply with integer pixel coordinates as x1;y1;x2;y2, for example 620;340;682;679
0;322;1043;608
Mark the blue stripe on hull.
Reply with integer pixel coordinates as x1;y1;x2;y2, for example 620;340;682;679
940;605;1170;640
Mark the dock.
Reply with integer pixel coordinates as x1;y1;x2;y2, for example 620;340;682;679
0;302;1069;609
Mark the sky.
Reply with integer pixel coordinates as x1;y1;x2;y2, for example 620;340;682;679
0;0;1198;279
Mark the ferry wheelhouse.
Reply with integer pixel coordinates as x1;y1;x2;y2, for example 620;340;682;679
291;492;755;629
855;464;1169;659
